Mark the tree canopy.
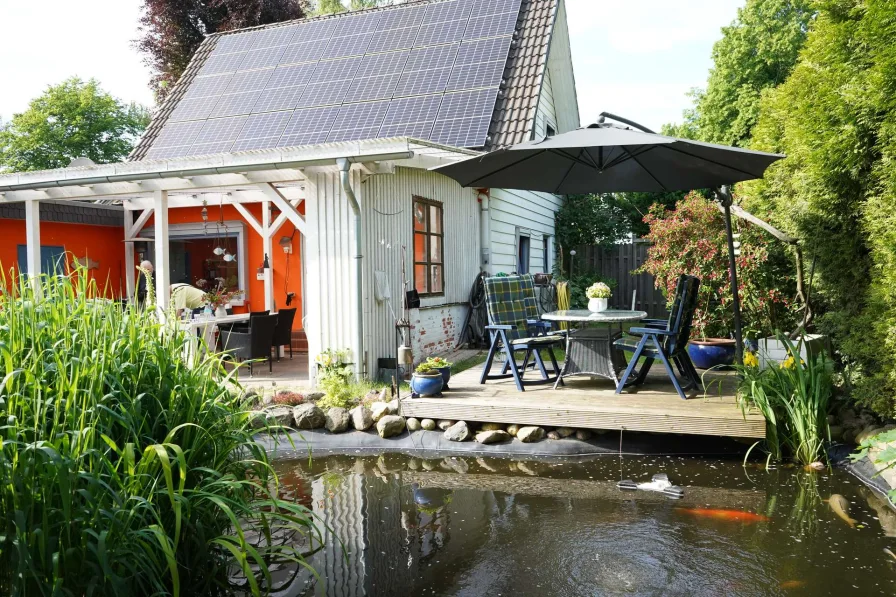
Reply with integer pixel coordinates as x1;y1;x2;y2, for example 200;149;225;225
668;0;814;146
741;0;896;416
136;0;307;100
0;78;151;172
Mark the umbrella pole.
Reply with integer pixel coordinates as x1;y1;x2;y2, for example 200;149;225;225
716;186;744;366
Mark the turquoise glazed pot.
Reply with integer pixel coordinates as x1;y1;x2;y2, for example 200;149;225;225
687;340;736;369
410;373;444;397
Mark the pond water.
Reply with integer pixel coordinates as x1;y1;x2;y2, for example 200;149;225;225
269;453;896;596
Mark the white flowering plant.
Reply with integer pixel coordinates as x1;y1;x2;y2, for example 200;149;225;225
585;282;612;299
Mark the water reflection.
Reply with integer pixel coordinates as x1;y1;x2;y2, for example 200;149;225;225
271;454;896;596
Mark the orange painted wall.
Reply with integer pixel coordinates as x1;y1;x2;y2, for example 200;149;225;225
147;203;304;331
0;218;126;295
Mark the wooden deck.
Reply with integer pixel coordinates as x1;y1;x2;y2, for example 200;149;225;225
401;367;765;439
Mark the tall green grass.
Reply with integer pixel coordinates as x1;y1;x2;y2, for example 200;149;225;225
0;267;320;595
737;334;833;465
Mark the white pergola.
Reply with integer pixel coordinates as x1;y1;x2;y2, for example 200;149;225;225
0;138;471;367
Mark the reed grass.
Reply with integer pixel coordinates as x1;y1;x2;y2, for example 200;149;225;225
737;334;833;465
0;267;320;596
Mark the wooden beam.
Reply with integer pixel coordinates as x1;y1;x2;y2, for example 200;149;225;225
128;208;154;240
124;211;135;300
720;203;799;245
232;202;264;236
24;200;41;292
153;191;170;312
259;183;307;237
262;201;274;311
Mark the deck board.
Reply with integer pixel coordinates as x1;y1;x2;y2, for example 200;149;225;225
401;367;765;439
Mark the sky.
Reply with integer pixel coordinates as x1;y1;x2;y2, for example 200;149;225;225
0;0;746;133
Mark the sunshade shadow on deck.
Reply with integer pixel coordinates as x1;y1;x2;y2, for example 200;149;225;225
401;367;766;439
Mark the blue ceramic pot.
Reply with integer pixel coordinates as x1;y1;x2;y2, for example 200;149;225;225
410;373;444;397
436;366;451;389
687;340;736;369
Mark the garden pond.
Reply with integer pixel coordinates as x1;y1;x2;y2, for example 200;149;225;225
267;453;896;596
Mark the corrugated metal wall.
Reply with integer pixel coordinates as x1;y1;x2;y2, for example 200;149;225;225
303;169;363;375
363;167;480;375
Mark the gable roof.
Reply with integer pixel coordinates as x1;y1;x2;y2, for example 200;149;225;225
131;0;559;161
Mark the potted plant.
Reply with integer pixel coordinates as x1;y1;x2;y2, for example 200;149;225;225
411;361;444;397
424;356;453;389
201;279;243;318
586;282;611;312
637;192;793;370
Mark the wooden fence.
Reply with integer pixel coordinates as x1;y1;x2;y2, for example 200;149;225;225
576;241;668;318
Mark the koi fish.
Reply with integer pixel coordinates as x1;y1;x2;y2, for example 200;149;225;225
674;507;770;523
884;548;896;563
827;494;857;528
780;580;806;589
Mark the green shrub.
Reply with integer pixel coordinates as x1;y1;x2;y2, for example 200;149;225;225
736;334;833;465
850;429;896;502
0;269;319;595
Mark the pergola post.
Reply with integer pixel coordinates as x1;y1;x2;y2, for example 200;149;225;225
24;200;41;293
124;209;135;300
153;190;170;311
262;200;274;311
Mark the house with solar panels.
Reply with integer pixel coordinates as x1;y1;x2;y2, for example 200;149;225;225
0;0;579;379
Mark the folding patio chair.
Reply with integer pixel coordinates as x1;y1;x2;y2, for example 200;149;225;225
613;275;702;399
480;274;564;391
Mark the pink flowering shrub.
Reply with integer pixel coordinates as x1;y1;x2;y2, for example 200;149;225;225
638;192;793;339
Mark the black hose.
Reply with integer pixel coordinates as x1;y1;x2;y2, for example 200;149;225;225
456;272;489;349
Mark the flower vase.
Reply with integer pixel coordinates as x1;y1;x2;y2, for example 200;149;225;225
215;306;228;318
588;298;608;312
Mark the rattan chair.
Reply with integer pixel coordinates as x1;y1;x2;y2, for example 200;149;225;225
220;313;278;376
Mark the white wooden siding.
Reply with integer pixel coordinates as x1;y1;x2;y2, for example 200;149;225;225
488;187;561;274
363;167;480;372
545;0;580;133
534;67;558;139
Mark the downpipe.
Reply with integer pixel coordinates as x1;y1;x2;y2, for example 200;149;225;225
338;158;364;380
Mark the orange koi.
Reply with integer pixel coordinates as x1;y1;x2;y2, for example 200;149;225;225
780;580;806;589
675;507;770;523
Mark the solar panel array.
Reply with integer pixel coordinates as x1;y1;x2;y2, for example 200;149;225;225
145;0;522;159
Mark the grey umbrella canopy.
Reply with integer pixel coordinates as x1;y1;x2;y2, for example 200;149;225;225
431;122;784;194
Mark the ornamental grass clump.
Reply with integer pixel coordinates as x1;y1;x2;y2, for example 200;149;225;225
0;268;319;596
737;334;833;465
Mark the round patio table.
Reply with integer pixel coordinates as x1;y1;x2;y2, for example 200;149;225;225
541;309;647;388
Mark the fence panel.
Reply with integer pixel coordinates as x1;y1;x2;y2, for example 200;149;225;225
578;241;668;318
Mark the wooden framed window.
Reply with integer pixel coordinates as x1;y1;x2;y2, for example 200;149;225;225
413;196;444;296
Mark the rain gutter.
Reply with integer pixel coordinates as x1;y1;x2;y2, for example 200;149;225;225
337;157;365;381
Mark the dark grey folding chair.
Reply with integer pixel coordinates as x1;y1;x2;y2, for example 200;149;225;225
613;275;702;399
220;313;278;376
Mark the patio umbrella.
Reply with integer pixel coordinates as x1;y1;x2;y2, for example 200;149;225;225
431;113;786;363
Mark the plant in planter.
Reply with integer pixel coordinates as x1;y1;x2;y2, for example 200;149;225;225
638;192;793;368
424;356;454;389
585;281;611;312
201;278;242;317
411;361;444;397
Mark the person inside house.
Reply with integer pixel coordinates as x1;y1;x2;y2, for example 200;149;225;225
170;283;206;319
136;260;154;308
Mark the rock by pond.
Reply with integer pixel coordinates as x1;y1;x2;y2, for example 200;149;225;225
376;415;406;438
293;404;326;429
507;424;520;437
325;407;350;433
516;426;545;443
421;418;437;431
438;419;457;431
444;421;471;442
370;402;391;422
407;417;422;432
476;430;511;444
350;405;374;431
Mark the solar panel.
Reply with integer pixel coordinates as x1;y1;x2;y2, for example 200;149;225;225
470;0;522;18
393;67;451;97
239;45;287;70
149;0;524;158
321;33;374;59
267;63;317;88
210;92;262;118
295;80;351;107
278;40;326;65
414;19;467;47
251;85;305;113
455;37;512;66
343;74;400;103
145;144;197;160
447;60;505;91
380;94;442;127
189;141;236;155
464;11;519;41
